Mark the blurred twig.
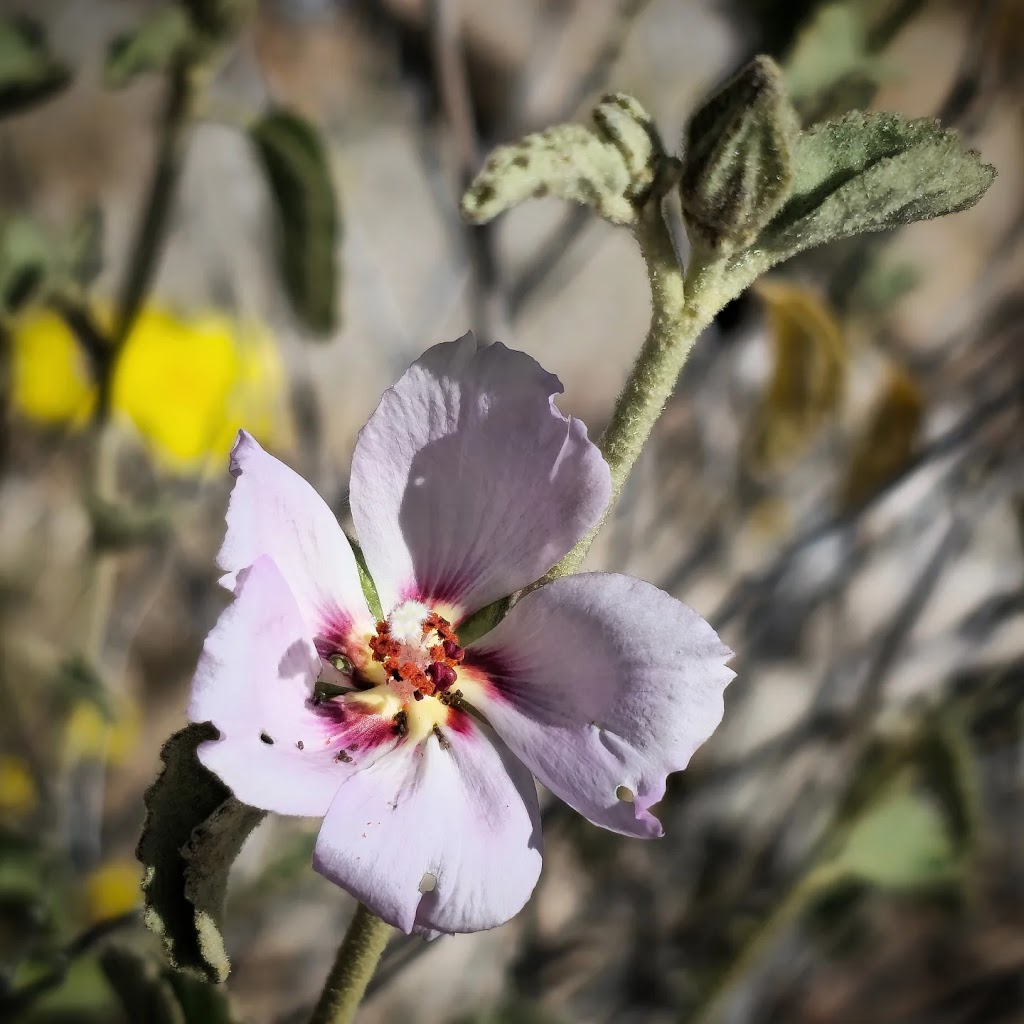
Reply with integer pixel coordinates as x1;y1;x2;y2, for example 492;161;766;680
708;382;1020;632
112;53;206;358
0;910;140;1018
428;0;506;339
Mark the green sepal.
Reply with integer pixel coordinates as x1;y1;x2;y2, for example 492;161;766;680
461;93;669;227
104;7;193;89
755;112;995;267
0;16;71;119
348;537;382;621
680;55;799;254
249;108;341;336
458;595;511;646
136;724;265;983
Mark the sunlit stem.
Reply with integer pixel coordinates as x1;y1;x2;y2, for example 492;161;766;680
540;207;731;583
308;903;393;1024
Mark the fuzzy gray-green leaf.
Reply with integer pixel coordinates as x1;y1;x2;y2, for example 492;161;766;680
462;93;666;227
136;724;265;982
757;112;995;264
250;109;340;336
680;55;799;253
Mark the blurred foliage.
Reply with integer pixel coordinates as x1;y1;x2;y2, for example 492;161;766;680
64;696;140;768
0;216;53;318
840;365;924;509
782;2;884;122
249;109;341;336
745;279;847;474
82;863;142;926
0;16;70;120
831;781;959;888
0;757;36;820
104;8;193;90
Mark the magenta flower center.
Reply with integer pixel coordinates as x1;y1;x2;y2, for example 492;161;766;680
367;600;465;702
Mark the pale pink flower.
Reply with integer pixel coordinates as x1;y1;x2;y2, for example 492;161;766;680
188;335;733;936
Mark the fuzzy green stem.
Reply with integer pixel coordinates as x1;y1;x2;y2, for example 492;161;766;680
308;904;392;1024
541;209;728;582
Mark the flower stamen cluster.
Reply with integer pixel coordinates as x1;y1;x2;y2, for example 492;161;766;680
367;604;464;701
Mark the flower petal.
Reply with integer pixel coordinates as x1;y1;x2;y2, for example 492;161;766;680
350;335;610;618
312;711;542;935
188;555;396;817
463;573;734;838
218;431;371;637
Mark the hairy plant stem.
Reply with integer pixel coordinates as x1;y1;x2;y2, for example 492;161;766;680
308;904;393;1024
541;207;730;583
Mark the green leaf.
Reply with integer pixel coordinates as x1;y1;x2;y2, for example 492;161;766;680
249;109;340;336
680;55;799;253
104;7;192;89
756;112;995;265
348;537;382;621
99;947;185;1024
458;595;511;646
0;216;52;315
0;17;71;119
136;725;265;982
833;781;959;890
462;93;668;227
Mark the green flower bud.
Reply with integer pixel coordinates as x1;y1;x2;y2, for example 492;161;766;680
680;55;799;254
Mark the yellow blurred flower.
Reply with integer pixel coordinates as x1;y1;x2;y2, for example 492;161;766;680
82;861;141;924
0;755;37;819
9;303;291;470
8;308;96;424
64;696;139;767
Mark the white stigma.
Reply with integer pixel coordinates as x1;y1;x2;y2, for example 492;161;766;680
387;600;432;650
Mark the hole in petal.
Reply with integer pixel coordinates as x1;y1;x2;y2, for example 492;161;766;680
418;871;438;894
615;785;634;803
260;732;274;745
